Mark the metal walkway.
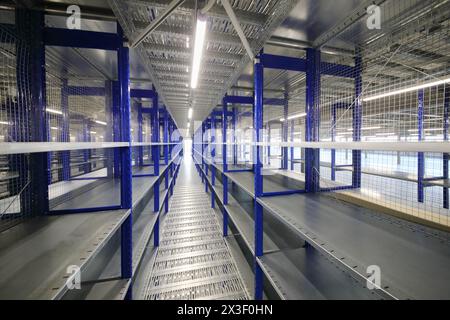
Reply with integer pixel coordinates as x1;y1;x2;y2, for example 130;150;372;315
141;155;249;300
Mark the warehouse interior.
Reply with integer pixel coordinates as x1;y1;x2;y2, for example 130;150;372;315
0;0;449;300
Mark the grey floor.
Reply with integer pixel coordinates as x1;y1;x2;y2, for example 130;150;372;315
141;153;249;300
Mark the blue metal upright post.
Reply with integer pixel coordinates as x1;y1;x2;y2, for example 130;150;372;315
105;80;114;177
83;119;91;174
118;25;133;298
444;87;449;209
16;5;49;215
331;105;337;181
137;101;144;167
112;80;121;178
305;48;321;193
152;86;160;212
418;89;425;203
222;96;229;236
290;120;295;171
282;93;289;170
232;106;237;165
61;78;70;180
163;106;169;165
254;53;264;300
352;51;362;188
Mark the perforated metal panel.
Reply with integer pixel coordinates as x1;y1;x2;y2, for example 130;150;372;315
141;179;248;300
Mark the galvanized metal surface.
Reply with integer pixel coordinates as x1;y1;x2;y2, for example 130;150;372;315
140;160;249;300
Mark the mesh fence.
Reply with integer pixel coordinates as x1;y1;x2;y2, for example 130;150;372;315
0;24;33;231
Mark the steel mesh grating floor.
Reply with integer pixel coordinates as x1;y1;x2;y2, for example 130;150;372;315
141;163;249;300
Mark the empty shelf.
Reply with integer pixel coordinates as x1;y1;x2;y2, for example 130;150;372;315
258;247;379;300
0;209;129;299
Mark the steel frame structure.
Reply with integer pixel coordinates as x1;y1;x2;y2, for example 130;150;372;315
0;4;183;299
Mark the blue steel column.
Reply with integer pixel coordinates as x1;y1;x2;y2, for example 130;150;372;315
83;120;91;173
331;105;337;181
61;79;70;180
112;81;121;178
105;80;114;177
305;48;321;193
290;120;294;170
163;106;169;165
444;87;449;209
16;5;49;215
232;106;238;165
282;93;288;170
137;101;143;167
418;89;425;203
222;97;229;236
352;51;362;188
118;25;132;296
152;86;160;214
254;54;264;300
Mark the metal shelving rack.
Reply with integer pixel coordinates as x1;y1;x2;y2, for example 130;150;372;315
0;5;183;299
191;0;450;299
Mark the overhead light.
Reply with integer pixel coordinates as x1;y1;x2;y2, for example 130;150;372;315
95;120;107;126
188;108;193;119
190;16;207;89
280;113;307;122
408;128;443;132
347;126;381;131
187;122;191;128
46;108;62;115
0;121;9;125
288;113;307;120
186;36;190;48
50;127;59;130
363;77;450;102
90;131;97;134
375;132;396;136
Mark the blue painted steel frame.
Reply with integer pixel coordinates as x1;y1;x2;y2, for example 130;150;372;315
305;48;321;193
44;27;121;51
352;52;362;188
444;87;450;209
254;54;264;300
152;86;160;213
418;89;425;203
16;5;49;216
61;78;70;181
118;25;133;297
222;96;229;236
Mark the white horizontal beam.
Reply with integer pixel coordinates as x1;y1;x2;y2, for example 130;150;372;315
202;141;450;153
0;142;181;155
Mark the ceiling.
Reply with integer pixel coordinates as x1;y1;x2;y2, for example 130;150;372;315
2;0;448;137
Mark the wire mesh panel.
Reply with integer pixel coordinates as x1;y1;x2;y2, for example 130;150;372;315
315;0;450;226
0;24;34;231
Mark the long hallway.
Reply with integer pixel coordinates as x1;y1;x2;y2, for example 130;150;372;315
140;151;249;300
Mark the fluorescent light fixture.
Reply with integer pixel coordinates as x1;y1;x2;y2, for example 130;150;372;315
46;108;63;115
0;121;9;125
90;131;97;134
190;17;207;89
288;113;307;120
95;120;107;126
280;113;307;122
375;132;396;136
187;122;191;128
408;128;443;132
188;108;193;119
347;126;381;131
186;37;190;48
50;127;59;130
363;77;450;102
